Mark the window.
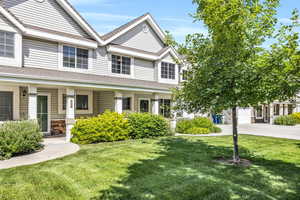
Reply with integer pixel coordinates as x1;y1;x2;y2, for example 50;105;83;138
159;99;171;118
273;104;280;116
0;92;13;121
112;55;131;75
161;62;175;79
288;104;294;115
63;94;88;110
0;31;14;58
139;99;150;113
63;46;89;69
256;106;263;118
122;97;131;110
182;70;188;80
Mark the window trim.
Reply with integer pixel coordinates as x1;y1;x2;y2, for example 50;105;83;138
0;91;13;121
109;53;135;78
0;30;15;58
58;89;93;115
138;98;151;113
0;86;20;121
59;44;92;72
161;62;176;80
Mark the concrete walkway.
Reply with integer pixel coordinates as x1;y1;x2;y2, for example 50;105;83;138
176;124;300;140
0;138;80;170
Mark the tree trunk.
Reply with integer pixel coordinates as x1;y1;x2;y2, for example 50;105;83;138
232;106;240;163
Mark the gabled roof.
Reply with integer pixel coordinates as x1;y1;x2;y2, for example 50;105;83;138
101;13;167;46
0;5;26;32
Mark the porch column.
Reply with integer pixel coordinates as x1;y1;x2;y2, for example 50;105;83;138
152;94;160;115
28;86;37;120
66;88;75;143
269;104;274;124
280;104;284;116
284;104;289;115
114;92;123;114
170;101;177;132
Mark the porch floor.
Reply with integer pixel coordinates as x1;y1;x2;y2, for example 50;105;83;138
0;138;80;170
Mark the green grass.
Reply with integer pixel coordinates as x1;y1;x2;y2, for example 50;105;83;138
0;135;300;200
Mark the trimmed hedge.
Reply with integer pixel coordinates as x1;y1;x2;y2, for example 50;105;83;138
176;117;222;134
0;120;43;160
291;112;300;124
71;111;131;144
274;115;298;126
71;111;171;144
127;113;170;139
186;127;210;135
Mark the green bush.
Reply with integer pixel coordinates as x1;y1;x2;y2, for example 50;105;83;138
291;112;300;124
71;111;131;144
192;117;214;129
274;115;298;126
210;126;222;133
176;119;193;133
127;113;170;139
0;120;43;160
186;127;210;135
176;117;222;134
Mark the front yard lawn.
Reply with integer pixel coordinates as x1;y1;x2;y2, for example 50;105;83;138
0;135;300;200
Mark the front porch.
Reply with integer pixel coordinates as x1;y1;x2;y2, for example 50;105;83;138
0;84;172;142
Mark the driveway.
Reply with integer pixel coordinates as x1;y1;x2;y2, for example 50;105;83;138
218;124;300;140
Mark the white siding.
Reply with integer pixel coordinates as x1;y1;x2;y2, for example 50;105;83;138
23;38;59;69
4;0;89;38
0;13;15;28
93;47;110;75
112;22;165;53
134;58;155;81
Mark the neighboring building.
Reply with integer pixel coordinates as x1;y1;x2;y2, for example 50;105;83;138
0;0;184;141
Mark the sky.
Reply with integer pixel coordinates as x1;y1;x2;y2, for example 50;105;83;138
69;0;300;43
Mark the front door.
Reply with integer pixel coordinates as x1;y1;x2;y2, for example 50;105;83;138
37;95;49;132
139;99;150;113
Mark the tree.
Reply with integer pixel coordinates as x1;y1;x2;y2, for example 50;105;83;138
171;0;300;163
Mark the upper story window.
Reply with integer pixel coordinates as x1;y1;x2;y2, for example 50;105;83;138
112;55;131;75
182;70;188;81
0;31;14;58
161;62;175;80
63;46;89;69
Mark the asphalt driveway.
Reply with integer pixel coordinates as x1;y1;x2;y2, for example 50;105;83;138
218;124;300;140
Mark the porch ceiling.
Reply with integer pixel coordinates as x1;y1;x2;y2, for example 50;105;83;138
0;66;175;94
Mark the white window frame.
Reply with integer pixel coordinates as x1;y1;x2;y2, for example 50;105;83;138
0;85;20;121
58;89;93;115
108;53;135;78
255;106;263;119
157;56;179;85
58;44;93;72
138;98;151;113
0;25;22;67
122;93;134;112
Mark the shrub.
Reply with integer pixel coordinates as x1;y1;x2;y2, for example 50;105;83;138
291;112;300;124
0;120;43;160
176;119;193;133
176;117;222;134
127;113;170;139
192;117;214;129
274;115;297;126
71;111;131;144
186;127;210;135
210;126;222;133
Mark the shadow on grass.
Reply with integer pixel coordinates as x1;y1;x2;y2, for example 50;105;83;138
93;138;300;200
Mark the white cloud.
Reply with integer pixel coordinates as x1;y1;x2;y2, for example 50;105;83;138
68;0;111;6
81;12;135;21
169;26;207;37
279;18;292;24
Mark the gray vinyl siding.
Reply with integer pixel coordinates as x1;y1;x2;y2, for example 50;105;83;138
4;0;90;38
98;91;115;113
134;58;155;81
92;47;110;75
23;38;59;69
0;13;15;28
112;22;165;53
